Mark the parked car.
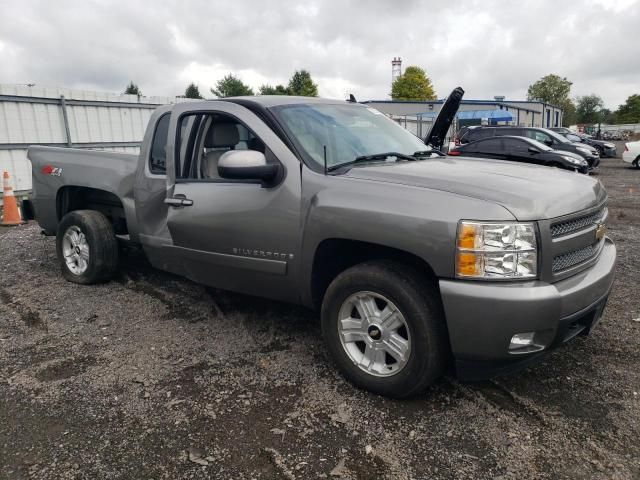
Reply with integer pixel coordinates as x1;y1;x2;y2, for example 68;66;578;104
25;88;616;398
550;128;617;158
460;126;600;169
448;136;589;173
622;141;640;168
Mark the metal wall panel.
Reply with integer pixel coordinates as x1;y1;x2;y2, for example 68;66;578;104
0;84;183;195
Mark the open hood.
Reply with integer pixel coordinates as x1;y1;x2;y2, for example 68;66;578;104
424;87;464;150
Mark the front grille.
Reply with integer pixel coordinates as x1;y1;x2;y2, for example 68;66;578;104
551;208;605;238
552;242;600;272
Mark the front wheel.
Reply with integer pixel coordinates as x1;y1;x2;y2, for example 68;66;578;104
635;156;640;169
56;210;119;284
321;261;448;398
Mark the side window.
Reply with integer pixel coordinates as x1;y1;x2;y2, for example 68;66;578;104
176;113;268;181
526;130;551;144
149;114;170;175
501;128;524;137
469;128;493;142
476;138;503;154
504;138;528;153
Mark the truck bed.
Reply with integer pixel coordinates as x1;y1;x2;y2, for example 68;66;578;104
27;146;139;235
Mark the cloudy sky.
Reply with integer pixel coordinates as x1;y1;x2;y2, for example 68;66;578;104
0;0;638;108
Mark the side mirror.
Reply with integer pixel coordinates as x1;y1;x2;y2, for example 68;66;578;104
218;150;280;185
528;147;540;154
544;139;553;147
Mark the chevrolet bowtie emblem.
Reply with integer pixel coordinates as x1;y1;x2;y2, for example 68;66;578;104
595;224;606;241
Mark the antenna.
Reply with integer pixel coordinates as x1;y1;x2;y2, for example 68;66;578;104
323;145;328;175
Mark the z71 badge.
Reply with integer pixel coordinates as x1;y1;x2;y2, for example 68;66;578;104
41;165;63;176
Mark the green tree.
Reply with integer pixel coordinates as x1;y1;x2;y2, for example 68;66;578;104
526;74;572;106
124;81;141;96
390;66;436;101
614;94;640;123
184;83;203;99
576;94;604;124
287;70;318;97
259;84;289;95
561;99;577;127
211;74;254;97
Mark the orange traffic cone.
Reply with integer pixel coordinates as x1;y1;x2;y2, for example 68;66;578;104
1;170;25;226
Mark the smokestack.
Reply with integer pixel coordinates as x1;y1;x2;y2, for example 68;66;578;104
391;57;402;83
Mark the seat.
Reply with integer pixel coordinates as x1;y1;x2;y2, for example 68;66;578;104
201;123;240;179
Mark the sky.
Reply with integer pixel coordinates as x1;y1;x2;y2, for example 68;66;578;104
0;0;638;109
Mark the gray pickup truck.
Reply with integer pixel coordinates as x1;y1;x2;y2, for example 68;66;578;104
26;88;616;398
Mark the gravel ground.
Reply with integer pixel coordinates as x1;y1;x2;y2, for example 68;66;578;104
1;155;639;480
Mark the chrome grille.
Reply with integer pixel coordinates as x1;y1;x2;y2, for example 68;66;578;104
553;243;599;272
551;208;605;238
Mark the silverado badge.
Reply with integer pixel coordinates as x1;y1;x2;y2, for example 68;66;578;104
595;224;606;241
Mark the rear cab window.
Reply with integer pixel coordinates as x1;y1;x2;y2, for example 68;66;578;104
149;114;170;175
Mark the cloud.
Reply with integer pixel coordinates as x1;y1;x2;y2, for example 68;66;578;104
0;0;638;108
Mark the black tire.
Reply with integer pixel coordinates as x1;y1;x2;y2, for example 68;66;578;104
321;261;448;398
56;210;119;284
635;156;640;169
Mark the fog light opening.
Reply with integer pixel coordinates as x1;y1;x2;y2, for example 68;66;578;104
509;332;545;354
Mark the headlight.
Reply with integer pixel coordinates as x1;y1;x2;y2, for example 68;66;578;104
576;146;592;155
605;143;615;148
562;155;586;165
456;221;537;279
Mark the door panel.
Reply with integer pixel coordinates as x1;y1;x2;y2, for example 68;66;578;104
159;101;303;303
165;179;301;302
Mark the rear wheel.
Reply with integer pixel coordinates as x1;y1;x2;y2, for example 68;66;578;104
321;261;448;398
56;210;119;284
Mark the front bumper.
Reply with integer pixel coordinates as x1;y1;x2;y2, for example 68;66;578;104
587;155;600;168
439;238;616;381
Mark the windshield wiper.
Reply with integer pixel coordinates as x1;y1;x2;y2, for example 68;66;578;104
327;152;417;172
414;149;444;157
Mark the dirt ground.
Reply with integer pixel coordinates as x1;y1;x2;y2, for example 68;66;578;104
1;153;639;480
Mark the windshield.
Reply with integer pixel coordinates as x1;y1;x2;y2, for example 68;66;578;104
545;129;571;144
272;103;430;169
528;138;553;151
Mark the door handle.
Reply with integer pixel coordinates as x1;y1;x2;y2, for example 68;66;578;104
164;196;193;207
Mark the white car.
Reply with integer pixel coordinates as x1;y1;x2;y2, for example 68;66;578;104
623;141;640;169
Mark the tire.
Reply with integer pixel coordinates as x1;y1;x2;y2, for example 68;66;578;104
56;210;119;284
321;261;448;398
635;156;640;169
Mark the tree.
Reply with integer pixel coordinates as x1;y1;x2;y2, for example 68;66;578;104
184;83;203;99
259;84;289;95
211;74;254;97
526;74;572;106
561;99;577;127
614;94;640;123
124;81;141;96
390;66;436;101
287;70;318;97
576;94;604;124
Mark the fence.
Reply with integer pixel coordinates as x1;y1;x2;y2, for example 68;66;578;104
0;84;185;204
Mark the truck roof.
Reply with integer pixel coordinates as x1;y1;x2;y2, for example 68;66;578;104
175;95;351;110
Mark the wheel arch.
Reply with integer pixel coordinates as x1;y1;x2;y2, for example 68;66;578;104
309;238;439;311
56;186;128;235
